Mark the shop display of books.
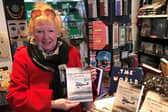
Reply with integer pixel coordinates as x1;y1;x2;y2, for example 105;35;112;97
66;67;93;102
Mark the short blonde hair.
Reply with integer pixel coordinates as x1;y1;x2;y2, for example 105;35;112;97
28;2;68;37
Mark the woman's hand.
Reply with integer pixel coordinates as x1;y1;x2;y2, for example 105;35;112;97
51;99;79;111
90;65;97;82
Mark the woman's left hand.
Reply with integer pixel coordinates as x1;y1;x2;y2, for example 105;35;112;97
90;65;97;82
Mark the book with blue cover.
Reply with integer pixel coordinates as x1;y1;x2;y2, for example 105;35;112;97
109;66;144;95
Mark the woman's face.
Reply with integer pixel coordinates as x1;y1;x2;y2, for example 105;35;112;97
33;17;57;51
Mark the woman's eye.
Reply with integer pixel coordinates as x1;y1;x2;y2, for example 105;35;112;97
37;31;43;33
48;30;54;32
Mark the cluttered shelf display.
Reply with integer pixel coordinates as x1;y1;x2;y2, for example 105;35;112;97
86;0;134;99
0;66;10;108
137;0;168;67
88;63;168;112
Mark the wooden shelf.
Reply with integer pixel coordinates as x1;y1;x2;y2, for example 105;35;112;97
137;14;168;18
138;51;162;59
140;37;168;45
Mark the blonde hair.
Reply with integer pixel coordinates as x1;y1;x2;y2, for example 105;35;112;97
28;2;68;38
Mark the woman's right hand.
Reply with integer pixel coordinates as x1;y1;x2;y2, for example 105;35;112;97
51;98;79;111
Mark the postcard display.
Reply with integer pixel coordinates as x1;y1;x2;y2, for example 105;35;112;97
2;0;27;56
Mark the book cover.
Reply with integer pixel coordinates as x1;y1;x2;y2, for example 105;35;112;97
118;24;126;46
140;91;168;112
96;50;111;72
123;0;128;16
88;0;97;18
164;46;168;57
88;1;93;17
104;0;108;16
66;67;93;102
100;0;105;16
100;0;108;16
141;63;163;76
88;22;93;49
112;80;144;112
155;44;163;56
89;50;97;67
160;58;168;77
92;21;108;50
115;0;122;16
89;96;115;112
109;66;144;95
151;18;167;38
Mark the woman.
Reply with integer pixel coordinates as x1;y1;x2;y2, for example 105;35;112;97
6;2;97;112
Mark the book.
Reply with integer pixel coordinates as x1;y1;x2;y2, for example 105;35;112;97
112;22;119;49
151;18;167;38
100;0;108;16
100;0;105;16
118;24;126;46
93;67;103;96
141;42;155;54
164;46;168;57
88;22;93;49
109;66;144;95
92;21;109;50
160;58;168;77
155;44;163;55
123;0;128;16
140;91;168;112
112;80;144;112
96;50;111;72
115;0;122;16
140;19;151;37
89;96;115;112
113;49;121;67
88;0;97;18
66;67;93;102
141;63;163;76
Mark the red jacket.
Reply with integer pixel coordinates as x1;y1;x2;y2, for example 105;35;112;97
6;45;97;112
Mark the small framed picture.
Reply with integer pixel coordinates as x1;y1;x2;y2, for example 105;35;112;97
164;46;168;57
